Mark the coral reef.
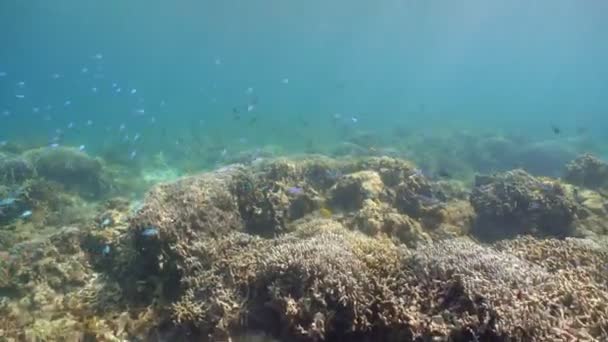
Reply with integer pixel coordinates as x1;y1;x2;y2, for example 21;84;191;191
128;217;608;341
564;153;608;193
24;147;113;198
329;170;385;210
470;169;578;240
0;153;36;185
2;155;608;341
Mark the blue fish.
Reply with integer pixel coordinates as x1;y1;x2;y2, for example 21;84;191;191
141;227;159;237
287;187;304;195
20;210;32;219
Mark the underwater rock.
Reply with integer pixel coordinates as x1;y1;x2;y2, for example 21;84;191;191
23;147;113;198
350;199;431;247
470;169;578;240
329;170;384;210
130;164;244;239
564;153;608;192
422;199;475;237
0;153;36;185
394;172;438;219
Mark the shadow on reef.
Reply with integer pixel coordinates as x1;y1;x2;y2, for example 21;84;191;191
3;154;608;341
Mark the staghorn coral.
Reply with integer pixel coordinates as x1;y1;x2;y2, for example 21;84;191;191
144;216;608;341
167;219;409;341
470;169;578;240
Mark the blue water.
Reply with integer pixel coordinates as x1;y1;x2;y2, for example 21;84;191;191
1;0;608;165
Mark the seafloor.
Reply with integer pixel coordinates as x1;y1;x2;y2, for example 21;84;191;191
1;140;608;342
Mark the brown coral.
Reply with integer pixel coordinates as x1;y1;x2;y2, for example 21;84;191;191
564;153;608;193
470;169;578;240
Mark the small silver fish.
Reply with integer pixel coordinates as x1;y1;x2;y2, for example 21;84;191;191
141;227;159;237
101;245;111;255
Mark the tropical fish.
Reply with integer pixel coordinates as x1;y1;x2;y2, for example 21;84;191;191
319;207;332;218
141;227;159;237
287;187;304;195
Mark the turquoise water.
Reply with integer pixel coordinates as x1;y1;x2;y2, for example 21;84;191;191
3;2;608;340
1;0;608;167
